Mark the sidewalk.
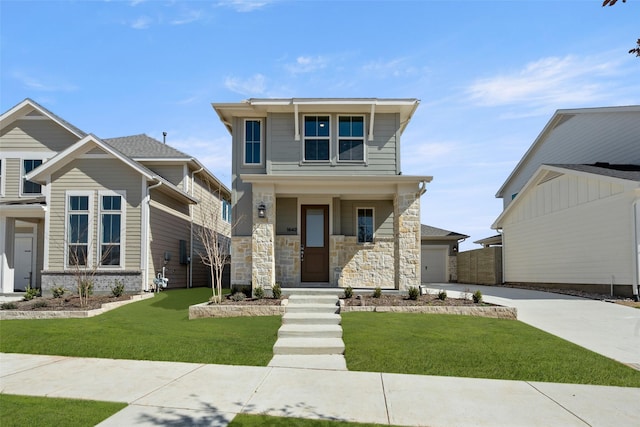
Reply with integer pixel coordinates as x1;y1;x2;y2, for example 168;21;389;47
1;352;638;427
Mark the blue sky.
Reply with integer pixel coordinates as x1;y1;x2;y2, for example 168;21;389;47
2;0;639;250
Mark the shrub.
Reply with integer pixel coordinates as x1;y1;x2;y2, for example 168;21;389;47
272;283;282;299
23;285;39;301
231;284;252;298
438;289;447;301
253;286;264;299
231;292;246;302
408;286;419;300
473;290;483;304
78;279;93;298
344;286;353;299
373;287;382;298
52;286;65;299
1;302;18;310
110;280;125;297
32;300;48;309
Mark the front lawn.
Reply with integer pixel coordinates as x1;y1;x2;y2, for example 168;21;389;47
342;312;640;387
0;394;126;427
0;287;280;366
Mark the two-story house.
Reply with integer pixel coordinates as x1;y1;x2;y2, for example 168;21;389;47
492;106;640;298
212;98;432;291
0;98;231;295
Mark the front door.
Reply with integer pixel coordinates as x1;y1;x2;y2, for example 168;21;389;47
301;205;329;282
14;236;33;291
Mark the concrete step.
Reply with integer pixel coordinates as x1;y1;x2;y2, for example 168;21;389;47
282;313;342;325
273;337;345;355
281;288;342;297
288;294;339;305
285;303;340;314
278;324;343;339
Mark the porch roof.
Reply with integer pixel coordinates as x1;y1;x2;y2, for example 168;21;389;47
240;174;432;198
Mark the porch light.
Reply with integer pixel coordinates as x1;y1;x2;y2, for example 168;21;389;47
257;202;266;218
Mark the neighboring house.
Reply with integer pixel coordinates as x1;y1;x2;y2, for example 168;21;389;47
492;106;640;298
212;98;432;290
0;99;231;295
420;224;468;283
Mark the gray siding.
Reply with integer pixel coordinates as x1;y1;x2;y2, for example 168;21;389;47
339;199;394;237
0;119;78;152
148;203;190;288
276;197;297;235
503;111;640;208
143;163;185;188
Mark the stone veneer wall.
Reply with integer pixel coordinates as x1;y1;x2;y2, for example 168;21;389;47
231;236;252;286
395;191;421;290
333;236;395;288
251;189;275;289
40;270;142;296
275;235;300;287
448;255;458;282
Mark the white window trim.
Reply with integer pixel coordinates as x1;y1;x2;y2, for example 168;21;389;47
302;114;331;163
98;190;126;269
243;118;264;166
221;199;231;223
337;115;366;163
0;158;5;197
356;207;375;244
21;158;45;197
64;191;94;269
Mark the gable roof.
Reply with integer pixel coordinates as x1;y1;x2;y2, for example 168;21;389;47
27;134;197;204
0;98;87;138
492;163;640;229
495;105;640;199
421;224;469;241
104;134;191;160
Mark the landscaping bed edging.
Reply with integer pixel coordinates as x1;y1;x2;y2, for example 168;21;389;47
189;301;287;319
341;305;517;319
0;293;155;320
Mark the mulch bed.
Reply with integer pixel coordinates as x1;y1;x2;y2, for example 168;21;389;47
2;295;132;311
341;294;487;307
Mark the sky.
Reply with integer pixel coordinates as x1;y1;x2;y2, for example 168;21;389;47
1;0;639;251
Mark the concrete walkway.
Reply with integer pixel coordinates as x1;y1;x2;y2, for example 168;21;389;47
426;284;640;369
1;352;638;427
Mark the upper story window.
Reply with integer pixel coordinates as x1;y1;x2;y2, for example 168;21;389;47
244;119;262;165
338;116;365;161
67;194;91;266
222;199;231;223
357;207;374;244
100;193;123;266
303;115;330;161
23;159;43;194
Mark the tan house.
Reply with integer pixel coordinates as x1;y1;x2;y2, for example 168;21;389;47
0;99;231;295
492;106;640;298
212;98;432;291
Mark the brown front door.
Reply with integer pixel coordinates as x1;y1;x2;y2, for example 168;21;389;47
301;205;329;282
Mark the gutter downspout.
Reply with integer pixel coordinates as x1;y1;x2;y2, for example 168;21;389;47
143;179;162;291
190;167;205;289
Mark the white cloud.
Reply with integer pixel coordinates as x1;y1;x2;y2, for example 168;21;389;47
466;53;628;112
11;71;77;92
171;9;204;25
285;55;329;74
216;0;272;13
130;15;152;29
361;57;423;78
224;74;267;96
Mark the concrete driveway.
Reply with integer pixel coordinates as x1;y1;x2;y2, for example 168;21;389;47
426;284;640;369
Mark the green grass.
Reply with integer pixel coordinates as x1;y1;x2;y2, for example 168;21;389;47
342;312;640;387
0;287;280;366
0;394;126;427
229;414;393;426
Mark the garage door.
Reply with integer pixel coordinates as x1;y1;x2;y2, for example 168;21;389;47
421;246;448;283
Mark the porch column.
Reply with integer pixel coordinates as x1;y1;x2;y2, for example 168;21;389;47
395;185;421;290
252;184;275;290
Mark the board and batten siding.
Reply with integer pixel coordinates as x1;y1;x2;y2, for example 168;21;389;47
340;199;394;237
502;173;636;285
48;158;143;270
503;111;640;209
0;118;79;152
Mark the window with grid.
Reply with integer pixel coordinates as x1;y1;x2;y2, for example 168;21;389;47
303;115;330;161
100;194;122;266
357;208;374;243
244;119;262;164
68;195;90;266
222;199;231;223
23;159;43;194
338;116;365;161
